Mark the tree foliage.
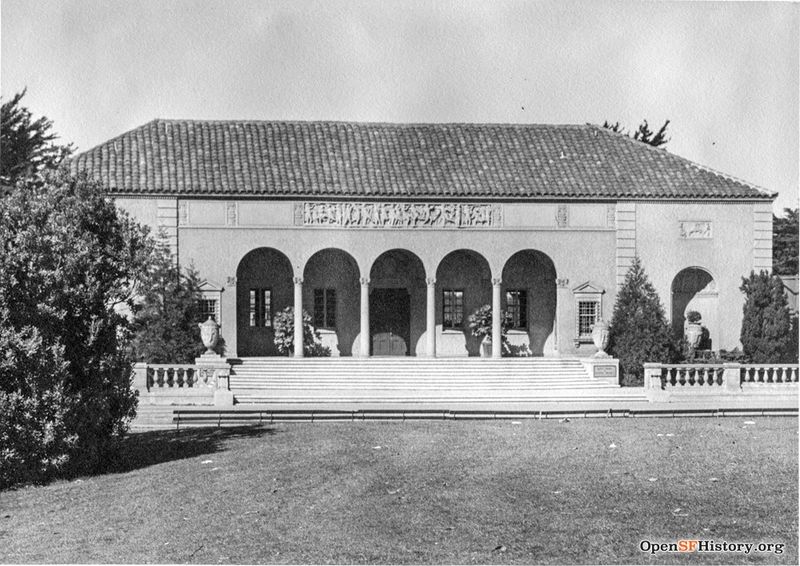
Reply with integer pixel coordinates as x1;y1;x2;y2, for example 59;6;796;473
0;171;153;487
272;307;331;357
1;89;73;188
740;271;796;363
602;119;670;148
127;250;221;363
773;208;798;276
608;257;677;385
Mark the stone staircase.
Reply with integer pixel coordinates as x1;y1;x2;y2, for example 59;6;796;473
229;357;648;404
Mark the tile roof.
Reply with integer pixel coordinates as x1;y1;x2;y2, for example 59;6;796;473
70;119;774;200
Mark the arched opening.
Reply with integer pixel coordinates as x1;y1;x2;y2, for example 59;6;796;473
303;248;360;356
236;247;294;356
369;249;426;356
671;267;718;350
435;249;492;357
502;250;557;356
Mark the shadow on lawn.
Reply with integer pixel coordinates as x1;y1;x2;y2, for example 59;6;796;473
95;426;276;476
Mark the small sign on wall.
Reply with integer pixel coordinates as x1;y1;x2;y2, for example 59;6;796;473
593;365;617;379
679;221;712;239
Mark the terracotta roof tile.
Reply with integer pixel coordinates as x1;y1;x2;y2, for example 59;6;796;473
70;119;774;200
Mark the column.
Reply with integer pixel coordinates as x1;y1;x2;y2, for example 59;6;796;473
492;277;502;359
360;277;370;357
293;277;304;358
555;277;571;354
426;277;436;357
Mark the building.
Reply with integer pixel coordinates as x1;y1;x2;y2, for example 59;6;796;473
70;120;774;361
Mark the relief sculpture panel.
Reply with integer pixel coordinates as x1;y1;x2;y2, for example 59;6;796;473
295;202;503;229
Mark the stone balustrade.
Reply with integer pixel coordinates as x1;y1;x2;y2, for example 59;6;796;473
643;362;798;402
132;358;233;406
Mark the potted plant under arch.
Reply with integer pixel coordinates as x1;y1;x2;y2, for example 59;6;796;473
467;304;512;357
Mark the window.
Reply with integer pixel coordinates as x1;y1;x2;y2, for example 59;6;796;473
442;289;464;329
199;298;218;322
572;281;605;345
506;290;528;329
249;288;272;327
577;300;599;338
313;288;336;328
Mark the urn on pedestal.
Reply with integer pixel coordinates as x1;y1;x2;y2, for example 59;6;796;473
198;316;220;354
591;319;610;358
684;311;703;350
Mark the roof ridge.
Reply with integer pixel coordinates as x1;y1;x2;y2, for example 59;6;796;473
148;117;592;129
587;123;776;198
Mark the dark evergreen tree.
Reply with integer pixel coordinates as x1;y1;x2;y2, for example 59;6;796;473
1;89;73;188
602;119;670;148
608;257;676;385
127;248;218;363
740;271;795;363
773;208;798;276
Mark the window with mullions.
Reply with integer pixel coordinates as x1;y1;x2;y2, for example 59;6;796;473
577;300;599;338
249;288;272;327
313;288;337;328
198;298;218;322
442;289;464;329
506;290;528;329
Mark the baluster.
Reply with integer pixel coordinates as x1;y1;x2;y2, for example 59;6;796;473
155;368;163;387
701;367;708;386
186;368;194;388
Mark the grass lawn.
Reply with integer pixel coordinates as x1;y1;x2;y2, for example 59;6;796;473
1;418;797;564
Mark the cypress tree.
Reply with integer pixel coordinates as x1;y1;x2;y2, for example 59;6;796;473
608;257;676;385
740;271;795;363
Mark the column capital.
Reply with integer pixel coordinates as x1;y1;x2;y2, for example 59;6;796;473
492;277;502;286
426;277;436;287
293;277;304;285
360;277;370;286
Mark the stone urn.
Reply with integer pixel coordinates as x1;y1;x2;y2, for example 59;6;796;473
591;319;610;358
198;316;220;354
685;322;703;350
480;336;492;358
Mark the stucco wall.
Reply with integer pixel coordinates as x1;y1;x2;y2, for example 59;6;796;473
635;201;764;351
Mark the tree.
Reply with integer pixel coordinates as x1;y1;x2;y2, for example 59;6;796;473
608;257;677;385
128;249;221;363
773;208;798;276
0;170;153;487
602;119;670;148
1;89;73;188
740;271;795;363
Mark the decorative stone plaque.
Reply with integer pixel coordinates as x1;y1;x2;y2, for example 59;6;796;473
226;202;238;226
295;202;502;229
679;221;712;239
556;204;568;228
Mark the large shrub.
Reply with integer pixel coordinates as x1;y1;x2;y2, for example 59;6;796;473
0;171;152;487
128;250;223;363
608;257;677;385
272;307;331;357
740;271;796;363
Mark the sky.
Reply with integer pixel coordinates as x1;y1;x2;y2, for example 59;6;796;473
2;0;798;211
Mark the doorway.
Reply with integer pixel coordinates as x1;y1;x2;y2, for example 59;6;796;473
370;288;411;356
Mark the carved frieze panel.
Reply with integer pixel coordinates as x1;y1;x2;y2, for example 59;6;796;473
294;202;503;229
679;221;712;239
